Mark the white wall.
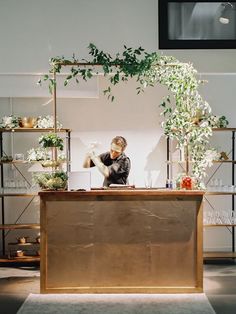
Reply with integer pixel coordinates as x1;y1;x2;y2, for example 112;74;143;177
0;77;169;188
0;0;236;252
1;0;236;73
0;0;158;73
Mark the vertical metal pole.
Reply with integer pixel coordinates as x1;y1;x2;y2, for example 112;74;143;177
67;131;71;173
53;70;57;134
0;132;5;255
232;131;235;253
0;132;3;187
53;70;57;162
186;145;189;176
166;137;170;181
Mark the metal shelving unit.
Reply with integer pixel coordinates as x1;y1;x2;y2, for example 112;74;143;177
166;128;236;259
204;128;236;259
0;127;71;262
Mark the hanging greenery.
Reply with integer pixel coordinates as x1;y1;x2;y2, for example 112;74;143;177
38;43;158;99
39;43;219;188
39;133;64;150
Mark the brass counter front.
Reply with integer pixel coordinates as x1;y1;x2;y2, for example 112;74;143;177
39;189;204;293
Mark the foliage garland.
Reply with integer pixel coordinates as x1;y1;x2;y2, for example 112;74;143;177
40;43;216;188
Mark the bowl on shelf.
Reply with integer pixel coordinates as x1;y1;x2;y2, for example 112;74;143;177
33;171;68;191
19;117;38;128
16;250;24;257
17;236;28;244
41;160;61;168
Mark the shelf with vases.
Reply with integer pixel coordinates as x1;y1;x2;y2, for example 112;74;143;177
7;241;40;260
0;225;40;263
0;224;40;230
9;255;40;260
203;127;236;260
0;121;71;264
0;125;71;261
8;242;39;246
7;246;40;259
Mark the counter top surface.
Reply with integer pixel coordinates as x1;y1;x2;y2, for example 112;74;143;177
39;188;205;197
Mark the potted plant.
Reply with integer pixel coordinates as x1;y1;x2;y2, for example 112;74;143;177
27;147;66;163
38;133;64;150
33;171;68;190
208;115;229;128
28;133;68;190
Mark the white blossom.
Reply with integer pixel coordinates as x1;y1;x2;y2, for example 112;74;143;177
36;115;62;129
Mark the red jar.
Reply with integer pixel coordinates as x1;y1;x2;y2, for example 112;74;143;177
180;176;194;190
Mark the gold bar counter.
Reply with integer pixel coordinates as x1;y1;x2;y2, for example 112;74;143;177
39;189;204;294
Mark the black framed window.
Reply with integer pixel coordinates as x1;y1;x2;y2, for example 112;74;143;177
159;0;236;49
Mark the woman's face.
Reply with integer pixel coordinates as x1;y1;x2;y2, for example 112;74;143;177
110;143;123;159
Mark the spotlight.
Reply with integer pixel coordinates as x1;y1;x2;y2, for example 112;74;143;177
219;16;230;24
219;2;234;24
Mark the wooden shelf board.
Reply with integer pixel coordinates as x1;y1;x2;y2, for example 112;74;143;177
167;160;236;164
11;256;40;261
0;256;40;262
0;128;70;133
0;160;29;164
0;160;70;165
0;224;40;230
8;242;40;246
0;193;38;197
212;128;236;132
213;160;236;163
166;160;194;164
204;224;236;227
204;252;236;258
205;192;236;195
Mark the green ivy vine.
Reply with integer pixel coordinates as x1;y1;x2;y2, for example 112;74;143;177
40;43;218;188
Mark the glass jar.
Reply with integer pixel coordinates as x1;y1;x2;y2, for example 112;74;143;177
180;176;195;190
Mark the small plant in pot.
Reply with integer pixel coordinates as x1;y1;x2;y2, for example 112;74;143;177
38;133;64;150
33;171;68;190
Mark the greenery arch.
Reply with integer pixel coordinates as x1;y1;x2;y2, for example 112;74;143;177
40;43;217;189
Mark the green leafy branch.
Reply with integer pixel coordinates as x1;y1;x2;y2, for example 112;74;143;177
38;43;158;101
39;44;219;187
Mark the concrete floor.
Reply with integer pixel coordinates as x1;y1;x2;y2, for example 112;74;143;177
0;262;235;314
204;261;236;314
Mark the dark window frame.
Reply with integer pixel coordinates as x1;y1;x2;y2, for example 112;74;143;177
158;0;236;49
